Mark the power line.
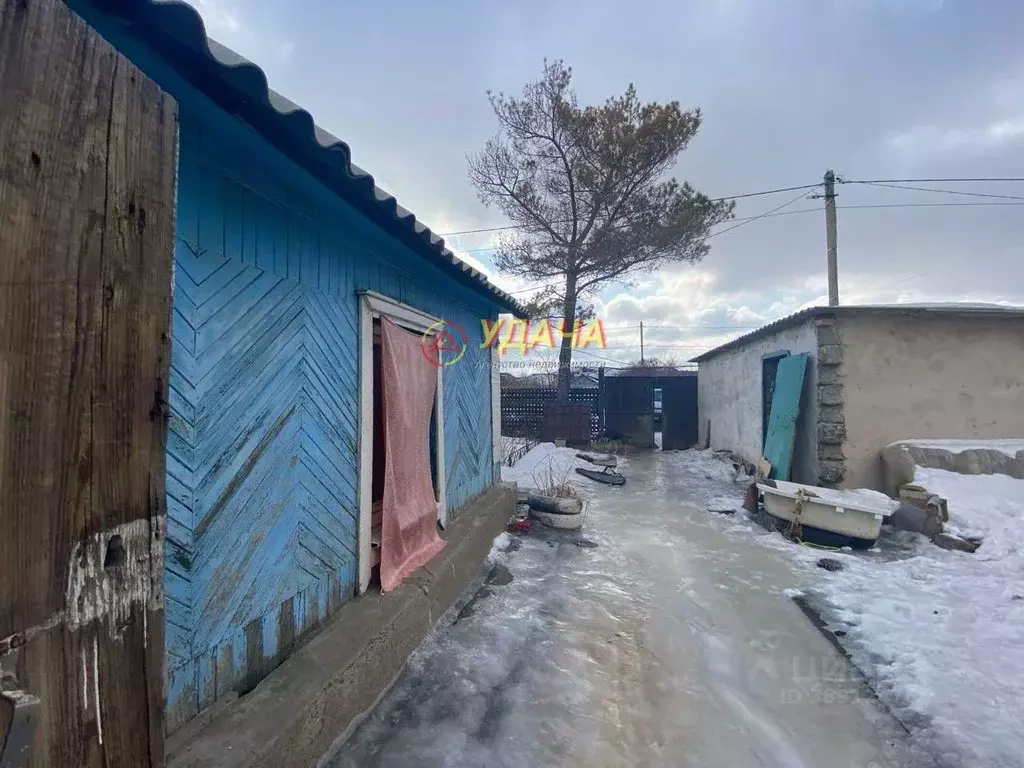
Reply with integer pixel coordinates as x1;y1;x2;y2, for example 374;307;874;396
843;180;1024;202
479;199;1024;297
715;183;822;201
643;347;713;351
443;176;1024;238
843;177;1024;184
441;223;518;237
453;200;823;257
564;347;632;366
447;204;819;251
450;200;1024;255
504;281;561;295
603;323;764;330
436;183;822;237
705;187;820;239
840;201;1024;210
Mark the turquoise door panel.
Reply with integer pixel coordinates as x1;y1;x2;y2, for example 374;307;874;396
763;353;808;480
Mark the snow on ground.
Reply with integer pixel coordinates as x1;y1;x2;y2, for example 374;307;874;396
672;448;741;484
657;448;747;510
698;451;1024;767
500;442;626;497
487;531;513;559
889;438;1024;458
500;442;580;490
810;470;1024;768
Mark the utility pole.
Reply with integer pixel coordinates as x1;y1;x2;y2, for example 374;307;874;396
824;169;839;306
640;321;645;364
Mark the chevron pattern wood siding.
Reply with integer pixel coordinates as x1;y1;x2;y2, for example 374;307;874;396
164;128;499;730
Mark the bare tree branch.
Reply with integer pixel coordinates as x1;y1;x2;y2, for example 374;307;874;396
468;60;734;401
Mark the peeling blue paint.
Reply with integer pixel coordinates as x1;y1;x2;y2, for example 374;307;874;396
69;0;504;735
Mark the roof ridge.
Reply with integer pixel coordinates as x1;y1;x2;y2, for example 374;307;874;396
99;0;522;314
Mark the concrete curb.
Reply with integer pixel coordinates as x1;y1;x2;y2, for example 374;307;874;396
790;594;912;735
168;483;517;768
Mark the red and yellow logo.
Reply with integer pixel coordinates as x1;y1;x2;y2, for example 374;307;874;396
420;320;468;368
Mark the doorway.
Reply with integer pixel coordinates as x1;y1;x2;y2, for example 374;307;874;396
368;317;442;588
358;292;447;594
762;351;790;449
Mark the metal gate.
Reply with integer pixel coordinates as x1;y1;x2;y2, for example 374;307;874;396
602;376;655;449
660;376;699;450
600;372;698;450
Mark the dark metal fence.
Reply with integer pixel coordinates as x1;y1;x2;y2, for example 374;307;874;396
501;388;601;440
541;403;591;445
500;371;698;448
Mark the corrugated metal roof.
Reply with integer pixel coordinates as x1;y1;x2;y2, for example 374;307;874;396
89;0;525;316
689;303;1024;362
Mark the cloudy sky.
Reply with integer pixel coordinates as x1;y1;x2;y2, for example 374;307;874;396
191;0;1024;367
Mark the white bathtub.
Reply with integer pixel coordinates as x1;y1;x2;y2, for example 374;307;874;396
757;480;899;548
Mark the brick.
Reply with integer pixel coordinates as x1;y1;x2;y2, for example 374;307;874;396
816;323;839;345
817;365;842;385
819;443;846;461
818;383;843;406
818;461;846;485
818;405;844;424
818;422;846;445
818;344;844;365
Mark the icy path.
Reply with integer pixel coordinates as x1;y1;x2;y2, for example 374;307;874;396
329;450;937;768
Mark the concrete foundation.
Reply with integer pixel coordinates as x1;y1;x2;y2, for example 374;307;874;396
167;483;516;768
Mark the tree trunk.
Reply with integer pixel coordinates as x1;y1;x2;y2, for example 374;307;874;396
556;278;578;404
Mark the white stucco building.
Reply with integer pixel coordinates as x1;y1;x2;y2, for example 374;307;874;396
691;305;1024;490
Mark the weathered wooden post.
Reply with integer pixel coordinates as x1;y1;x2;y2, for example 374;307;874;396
0;0;177;763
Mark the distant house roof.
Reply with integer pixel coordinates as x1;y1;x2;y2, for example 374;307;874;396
86;0;524;316
502;371;599;389
607;367;696;378
690;303;1024;363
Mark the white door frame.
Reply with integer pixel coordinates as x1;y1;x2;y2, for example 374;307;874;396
490;342;502;477
357;290;447;595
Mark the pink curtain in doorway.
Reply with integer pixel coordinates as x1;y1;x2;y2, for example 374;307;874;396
379;317;446;592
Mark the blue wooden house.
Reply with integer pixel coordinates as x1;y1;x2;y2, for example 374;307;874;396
66;0;521;732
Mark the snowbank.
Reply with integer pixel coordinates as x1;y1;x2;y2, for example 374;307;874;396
890;438;1024;459
811;469;1024;766
774;467;1024;766
915;467;1024;553
690;446;1024;766
500;442;617;496
501;442;578;489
